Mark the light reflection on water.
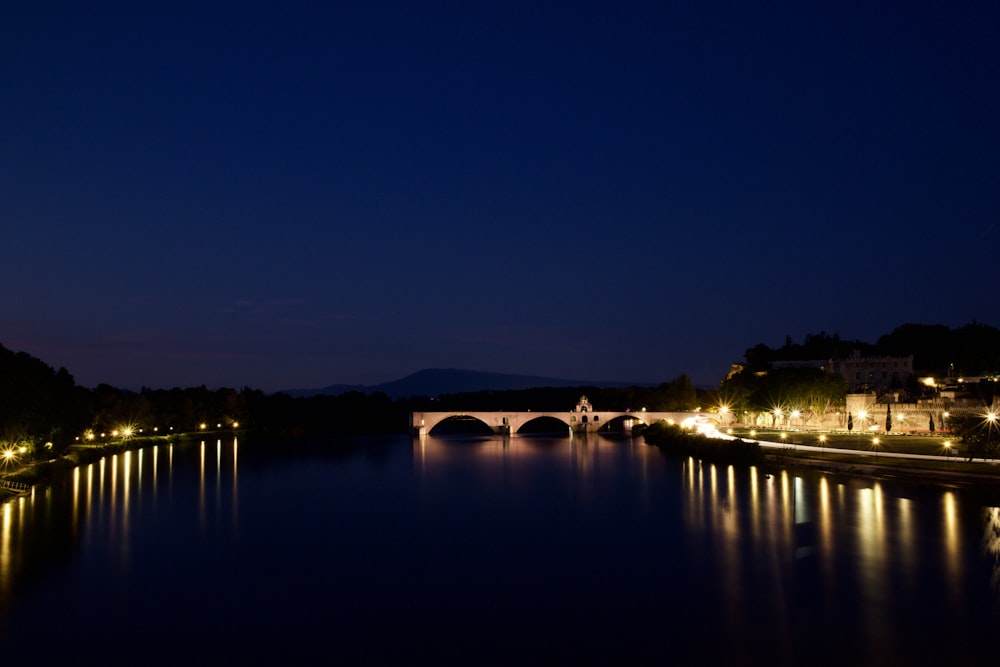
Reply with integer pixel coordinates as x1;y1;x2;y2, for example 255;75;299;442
0;433;998;663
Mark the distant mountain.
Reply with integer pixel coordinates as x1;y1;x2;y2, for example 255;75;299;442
282;368;645;399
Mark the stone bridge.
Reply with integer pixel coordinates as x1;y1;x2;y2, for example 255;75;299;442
411;395;716;436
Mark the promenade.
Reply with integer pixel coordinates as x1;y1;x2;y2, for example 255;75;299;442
723;428;1000;489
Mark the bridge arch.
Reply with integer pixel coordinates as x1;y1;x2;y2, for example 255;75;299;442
598;413;652;432
423;414;495;435
517;415;573;434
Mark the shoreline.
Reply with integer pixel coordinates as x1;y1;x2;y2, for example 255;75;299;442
5;430;1000;504
760;450;1000;501
0;431;236;503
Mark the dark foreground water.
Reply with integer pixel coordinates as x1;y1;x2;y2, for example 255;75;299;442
1;433;999;665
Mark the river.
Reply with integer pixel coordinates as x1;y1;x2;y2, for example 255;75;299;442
1;433;998;664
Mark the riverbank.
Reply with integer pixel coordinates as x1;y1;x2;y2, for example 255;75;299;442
762;449;1000;492
4;427;1000;504
0;431;241;503
645;422;1000;497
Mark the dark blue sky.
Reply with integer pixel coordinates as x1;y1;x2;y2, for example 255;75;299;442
2;1;998;391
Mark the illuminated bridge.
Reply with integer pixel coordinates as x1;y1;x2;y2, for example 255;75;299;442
411;395;715;436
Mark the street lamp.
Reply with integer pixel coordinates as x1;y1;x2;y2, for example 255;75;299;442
1;448;17;467
873;437;880;459
944;440;951;466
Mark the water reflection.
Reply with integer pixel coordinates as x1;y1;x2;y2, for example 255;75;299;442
414;433;990;639
0;438;240;618
667;452;1000;662
981;507;1000;590
0;434;998;663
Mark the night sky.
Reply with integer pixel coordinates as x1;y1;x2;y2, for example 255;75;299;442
3;1;998;392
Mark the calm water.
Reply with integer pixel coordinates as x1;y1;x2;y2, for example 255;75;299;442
1;433;999;664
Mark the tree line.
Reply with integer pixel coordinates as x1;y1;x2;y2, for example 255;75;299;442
4;321;998;463
742;322;1000;377
0;343;715;461
726;322;1000;418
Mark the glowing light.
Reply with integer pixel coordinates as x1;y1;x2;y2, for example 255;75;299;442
1;449;17;466
199;423;207;430
818;435;827;445
791;409;801;419
858;410;868;421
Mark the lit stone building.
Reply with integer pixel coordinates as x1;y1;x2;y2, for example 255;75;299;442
835;354;914;391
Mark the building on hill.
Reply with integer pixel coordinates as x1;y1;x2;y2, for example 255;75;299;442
835;354;914;392
762;355;914;393
771;359;835;372
731;352;917;396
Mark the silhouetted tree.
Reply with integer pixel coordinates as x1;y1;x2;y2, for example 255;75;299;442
951;413;1000;460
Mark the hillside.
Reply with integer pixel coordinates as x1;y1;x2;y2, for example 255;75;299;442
282;368;644;399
